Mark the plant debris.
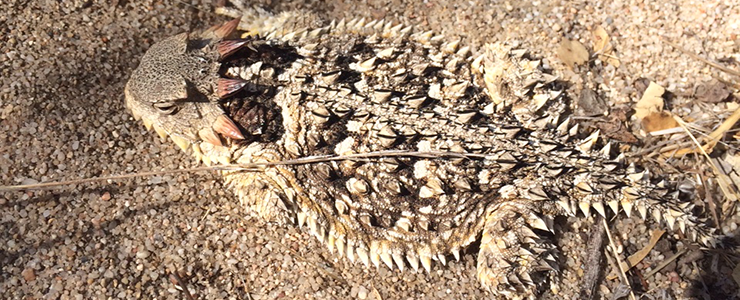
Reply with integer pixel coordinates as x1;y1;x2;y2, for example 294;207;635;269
558;39;589;69
591;25;620;67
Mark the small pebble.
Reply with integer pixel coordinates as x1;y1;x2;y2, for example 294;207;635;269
357;285;368;299
22;268;35;282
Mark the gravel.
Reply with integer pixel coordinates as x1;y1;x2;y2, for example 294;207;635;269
1;0;738;299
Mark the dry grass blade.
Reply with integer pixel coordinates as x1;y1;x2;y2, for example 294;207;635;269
0;150;490;192
665;107;740;157
714;157;740;203
644;247;688;278
239;276;254;300
661;37;740;77
372;285;383;300
712;74;740;90
673;114;740;206
0;166;223;192
606;229;664;280
602;218;637;300
169;269;195;300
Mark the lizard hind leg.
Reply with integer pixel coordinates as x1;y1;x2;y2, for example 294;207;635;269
476;200;559;299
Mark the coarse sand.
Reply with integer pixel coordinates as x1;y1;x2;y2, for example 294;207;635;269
1;0;739;299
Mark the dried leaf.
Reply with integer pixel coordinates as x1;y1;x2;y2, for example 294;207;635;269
733;263;740;287
577;88;608;116
591;25;621;67
558;39;589;69
695;80;732;103
643;111;679;133
592;25;611;54
634;81;665;120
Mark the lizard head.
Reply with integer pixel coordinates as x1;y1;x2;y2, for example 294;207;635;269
125;19;247;153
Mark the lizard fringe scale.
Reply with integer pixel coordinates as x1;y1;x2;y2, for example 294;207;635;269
124;2;715;298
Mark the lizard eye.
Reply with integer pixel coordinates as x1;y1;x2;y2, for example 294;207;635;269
152;101;179;115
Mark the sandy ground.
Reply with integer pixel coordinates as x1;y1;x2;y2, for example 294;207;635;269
1;0;739;299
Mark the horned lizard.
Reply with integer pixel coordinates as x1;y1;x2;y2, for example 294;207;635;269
124;2;715;298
